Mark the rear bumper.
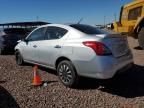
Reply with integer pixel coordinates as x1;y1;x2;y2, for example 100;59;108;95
89;60;133;79
73;53;133;79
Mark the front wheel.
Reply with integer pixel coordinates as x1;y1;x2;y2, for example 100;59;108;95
15;51;24;65
57;60;79;88
138;28;144;49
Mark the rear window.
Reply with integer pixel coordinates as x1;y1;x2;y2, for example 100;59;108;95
70;24;110;34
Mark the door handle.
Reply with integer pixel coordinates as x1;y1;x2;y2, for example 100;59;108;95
54;45;61;48
33;45;37;48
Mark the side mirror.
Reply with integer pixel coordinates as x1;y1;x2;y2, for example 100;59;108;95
17;40;22;43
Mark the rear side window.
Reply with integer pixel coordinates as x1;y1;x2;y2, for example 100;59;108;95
128;6;142;20
70;24;109;34
45;26;68;40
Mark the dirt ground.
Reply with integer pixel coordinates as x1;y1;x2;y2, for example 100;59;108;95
0;37;144;108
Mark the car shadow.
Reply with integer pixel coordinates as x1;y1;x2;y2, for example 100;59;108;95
99;64;144;98
30;64;144;98
0;81;7;84
0;86;20;108
38;66;57;75
77;64;144;98
134;46;144;50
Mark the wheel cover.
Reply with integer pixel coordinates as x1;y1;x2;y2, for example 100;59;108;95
58;63;73;84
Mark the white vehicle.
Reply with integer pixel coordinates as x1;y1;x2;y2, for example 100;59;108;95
15;24;133;87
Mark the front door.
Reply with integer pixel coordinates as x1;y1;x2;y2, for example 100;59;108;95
22;27;47;63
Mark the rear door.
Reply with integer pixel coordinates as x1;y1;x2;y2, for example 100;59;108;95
38;26;68;67
21;27;47;62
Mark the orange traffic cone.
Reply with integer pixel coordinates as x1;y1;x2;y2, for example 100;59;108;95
32;65;42;86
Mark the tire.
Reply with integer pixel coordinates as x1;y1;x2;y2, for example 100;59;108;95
57;60;79;88
138;28;144;49
15;51;24;65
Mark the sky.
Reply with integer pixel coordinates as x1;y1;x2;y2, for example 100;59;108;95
0;0;132;25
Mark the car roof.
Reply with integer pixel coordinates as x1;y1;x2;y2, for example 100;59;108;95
40;23;93;27
37;23;117;35
36;23;74;32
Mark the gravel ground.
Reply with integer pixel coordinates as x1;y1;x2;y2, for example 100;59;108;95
0;37;144;108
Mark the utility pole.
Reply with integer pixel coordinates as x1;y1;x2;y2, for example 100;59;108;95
114;13;117;22
36;16;39;21
104;16;106;27
77;17;83;24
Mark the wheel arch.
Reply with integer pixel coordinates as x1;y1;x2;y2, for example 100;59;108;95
15;49;21;55
55;56;72;69
15;49;19;54
15;49;19;52
15;49;24;59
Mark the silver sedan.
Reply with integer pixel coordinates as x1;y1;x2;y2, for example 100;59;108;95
15;24;133;87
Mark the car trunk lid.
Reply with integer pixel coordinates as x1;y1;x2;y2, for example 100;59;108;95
102;34;130;58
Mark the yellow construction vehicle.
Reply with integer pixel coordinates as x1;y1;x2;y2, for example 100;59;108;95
112;0;144;49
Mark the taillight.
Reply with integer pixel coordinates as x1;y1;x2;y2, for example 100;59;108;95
83;41;112;56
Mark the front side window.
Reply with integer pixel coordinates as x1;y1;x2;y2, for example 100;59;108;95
128;6;142;20
45;27;68;40
27;27;47;41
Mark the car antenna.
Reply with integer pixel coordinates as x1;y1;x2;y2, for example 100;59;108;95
77;18;83;24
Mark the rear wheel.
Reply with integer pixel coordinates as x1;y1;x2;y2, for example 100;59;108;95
15;51;24;65
57;60;79;88
138;28;144;49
